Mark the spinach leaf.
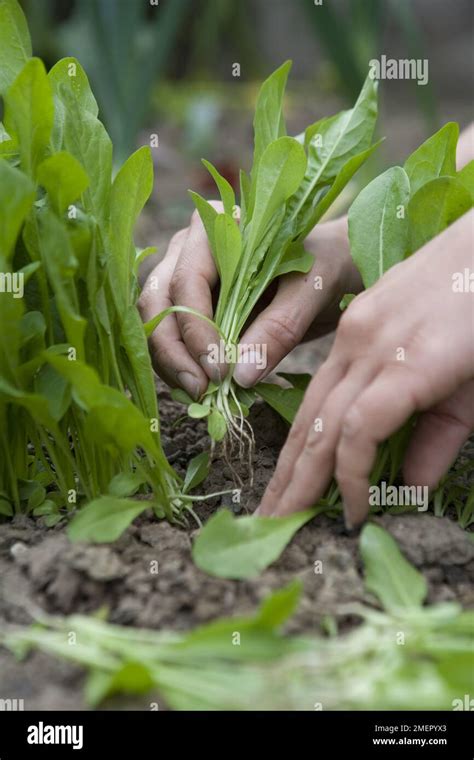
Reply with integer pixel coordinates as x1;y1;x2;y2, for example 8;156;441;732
68;496;149;543
360;523;427;611
408;176;472;254
348;166;411;287
193;507;320;579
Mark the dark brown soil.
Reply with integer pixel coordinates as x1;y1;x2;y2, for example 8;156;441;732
1;377;473;710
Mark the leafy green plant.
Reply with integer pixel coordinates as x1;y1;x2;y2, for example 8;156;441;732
3;525;472;709
55;0;191;165
148;62;380;478
0;0;206;530
348;122;473;289
192;505;323;579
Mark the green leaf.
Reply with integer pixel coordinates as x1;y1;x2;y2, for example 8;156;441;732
27;484;46;511
213;213;241;311
0;0;32;95
4;58;54;178
110;146;154;309
86;662;154;707
120;305;159;421
202;160;235;216
298;140;382;239
276;372;312;391
254;382;304;424
457;160;474;202
207;408;227;441
32;500;58;517
68;496;149;543
339;293;356;311
188;402;210;419
387;418;416;484
108;472;146;498
170;388;194;405
37;211;86;360
0;159;35;260
360;523;427;612
348;166;411;287
404;122;458;196
37;151;89;215
251;60;291;185
255;580;302;628
34;363;71;421
48;57;99;117
192;507;320;579
0;497;13;517
188;191;218;256
407;176;472;254
183;451;210;493
45;355;168;467
134;245;157;274
0;377;58;432
239;169;250;220
272;241;314;278
248;136;307;252
48;57;112;219
305;74;378;183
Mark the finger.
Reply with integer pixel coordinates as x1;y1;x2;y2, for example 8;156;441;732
403;379;474;489
139;231;208;399
170;205;227;382
258;358;348;515
233;278;319;388
233;248;344;388
336;366;423;528
267;361;376;517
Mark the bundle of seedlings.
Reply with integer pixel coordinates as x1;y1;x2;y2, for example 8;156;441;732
0;0;209;530
147;61;380;483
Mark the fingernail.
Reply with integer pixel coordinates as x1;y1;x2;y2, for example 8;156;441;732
343;504;360;533
233;350;260;388
177;371;201;400
199;353;221;383
343;505;353;531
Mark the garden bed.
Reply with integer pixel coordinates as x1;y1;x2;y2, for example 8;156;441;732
1;374;473;710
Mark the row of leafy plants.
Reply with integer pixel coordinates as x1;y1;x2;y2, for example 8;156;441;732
0;0;472;547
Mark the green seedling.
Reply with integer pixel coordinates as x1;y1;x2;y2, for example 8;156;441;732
146;61;380;482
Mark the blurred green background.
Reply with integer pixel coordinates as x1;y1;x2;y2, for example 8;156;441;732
20;0;474;247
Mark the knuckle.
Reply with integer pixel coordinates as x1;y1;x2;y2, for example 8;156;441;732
302;432;327;457
179;315;201;346
138;278;159;312
341;405;365;440
338;298;375;341
286;417;309;448
190;208;203;226
169;266;186;302
169;228;188;248
263;311;302;354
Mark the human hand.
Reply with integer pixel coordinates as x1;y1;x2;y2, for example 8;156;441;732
139;208;361;399
259;210;474;526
